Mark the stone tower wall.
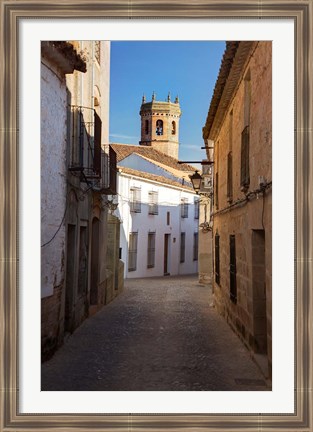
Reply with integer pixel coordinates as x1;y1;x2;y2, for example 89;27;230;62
139;98;181;159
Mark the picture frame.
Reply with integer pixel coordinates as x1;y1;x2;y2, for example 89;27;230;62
0;0;312;430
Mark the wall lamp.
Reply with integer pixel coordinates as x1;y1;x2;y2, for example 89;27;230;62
189;170;202;194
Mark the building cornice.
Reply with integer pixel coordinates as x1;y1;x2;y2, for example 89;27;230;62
41;41;87;74
202;41;258;142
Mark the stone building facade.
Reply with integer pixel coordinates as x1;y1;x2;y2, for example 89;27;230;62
41;41;123;361
202;41;272;377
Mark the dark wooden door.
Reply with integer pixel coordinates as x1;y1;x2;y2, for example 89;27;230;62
65;224;76;333
164;234;170;275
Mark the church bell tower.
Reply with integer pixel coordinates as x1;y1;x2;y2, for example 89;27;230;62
139;92;181;160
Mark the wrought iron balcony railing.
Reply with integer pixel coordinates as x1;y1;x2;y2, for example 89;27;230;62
67;105;116;194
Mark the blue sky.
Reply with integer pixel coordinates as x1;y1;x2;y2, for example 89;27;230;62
109;41;225;163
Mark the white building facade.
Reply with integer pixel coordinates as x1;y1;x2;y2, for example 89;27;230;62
111;94;199;280
114;160;199;279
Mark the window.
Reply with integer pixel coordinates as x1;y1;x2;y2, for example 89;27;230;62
180;232;186;263
172;121;176;135
240;125;250;188
147;232;156;268
241;72;251;189
130;187;141;213
229;235;237;303
215;233;220;285
68;107;102;182
193;232;198;261
227;151;233;202
167;211;170;226
244;70;251;127
128;232;138;271
215;172;219;210
78;226;88;294
148;191;158;215
194;197;200;219
156;119;163;135
180;198;189;218
145;119;149;135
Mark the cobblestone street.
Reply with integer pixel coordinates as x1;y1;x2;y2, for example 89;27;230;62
42;275;270;391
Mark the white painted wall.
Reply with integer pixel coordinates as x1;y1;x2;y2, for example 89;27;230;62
41;61;67;298
116;171;199;279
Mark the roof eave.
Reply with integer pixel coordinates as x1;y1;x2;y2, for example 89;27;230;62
202;41;257;142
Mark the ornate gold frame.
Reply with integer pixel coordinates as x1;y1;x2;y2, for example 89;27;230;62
1;1;312;430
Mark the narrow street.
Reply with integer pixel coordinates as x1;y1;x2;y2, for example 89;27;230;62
41;275;269;391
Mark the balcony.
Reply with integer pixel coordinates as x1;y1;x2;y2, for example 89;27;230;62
68;105;116;194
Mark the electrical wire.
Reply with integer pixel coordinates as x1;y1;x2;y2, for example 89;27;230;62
211;181;272;217
41;199;68;248
41;182;92;248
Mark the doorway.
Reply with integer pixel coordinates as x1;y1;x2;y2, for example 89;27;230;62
252;229;267;354
229;235;237;303
164;234;170;275
65;224;76;333
90;217;100;305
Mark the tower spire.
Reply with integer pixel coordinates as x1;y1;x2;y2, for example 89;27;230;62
152;91;156;101
167;92;171;102
142;94;146;103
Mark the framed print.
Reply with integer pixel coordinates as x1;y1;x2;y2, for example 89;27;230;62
0;0;312;431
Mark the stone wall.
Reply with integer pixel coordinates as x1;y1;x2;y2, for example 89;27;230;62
105;214;124;303
212;41;272;377
41;283;64;361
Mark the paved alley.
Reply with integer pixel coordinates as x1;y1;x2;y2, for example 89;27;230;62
41;275;270;391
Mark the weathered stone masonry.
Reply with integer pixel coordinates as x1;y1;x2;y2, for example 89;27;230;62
203;41;272;377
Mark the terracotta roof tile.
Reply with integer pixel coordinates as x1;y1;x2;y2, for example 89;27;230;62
118;166;194;192
110;143;196;172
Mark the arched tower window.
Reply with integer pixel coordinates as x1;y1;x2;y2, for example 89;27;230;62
172;121;176;135
156;119;163;136
145;119;149;135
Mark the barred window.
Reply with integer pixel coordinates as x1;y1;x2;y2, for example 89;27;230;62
194;197;200;219
181;198;189;218
128;232;138;271
130;187;141;213
180;232;186;263
193;232;199;261
148;191;158;215
147;232;156;268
